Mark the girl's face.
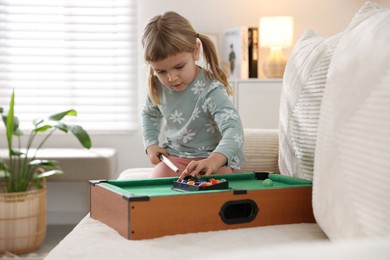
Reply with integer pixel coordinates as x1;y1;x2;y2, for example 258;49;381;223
149;47;200;92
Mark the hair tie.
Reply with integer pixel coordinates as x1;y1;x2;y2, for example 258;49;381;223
196;33;200;38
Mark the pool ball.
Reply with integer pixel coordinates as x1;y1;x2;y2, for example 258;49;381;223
263;179;273;187
199;182;208;187
209;179;220;185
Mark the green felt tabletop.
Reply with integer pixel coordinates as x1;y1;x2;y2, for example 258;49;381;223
97;172;312;198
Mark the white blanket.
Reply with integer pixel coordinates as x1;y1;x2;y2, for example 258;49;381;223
45;215;390;260
45;215;329;260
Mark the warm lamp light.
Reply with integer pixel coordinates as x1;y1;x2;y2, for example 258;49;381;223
260;16;294;78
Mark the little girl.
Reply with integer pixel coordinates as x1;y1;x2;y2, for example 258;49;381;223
141;11;244;179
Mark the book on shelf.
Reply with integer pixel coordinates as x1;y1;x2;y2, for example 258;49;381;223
223;27;259;79
223;27;248;80
248;27;258;78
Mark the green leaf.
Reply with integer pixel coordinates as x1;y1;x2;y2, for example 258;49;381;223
14;128;23;136
32;169;64;189
3;115;22;135
12;115;20;132
49;109;77;121
34;169;63;179
29;159;58;168
0;169;10;178
34;124;54;133
34;121;68;133
10;149;24;157
33;178;43;189
33;118;44;125
54;122;69;133
69;125;92;149
5;91;15;150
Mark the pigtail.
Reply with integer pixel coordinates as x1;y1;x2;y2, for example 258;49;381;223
198;34;234;96
147;67;161;104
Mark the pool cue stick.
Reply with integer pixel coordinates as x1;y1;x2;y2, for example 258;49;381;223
158;154;180;173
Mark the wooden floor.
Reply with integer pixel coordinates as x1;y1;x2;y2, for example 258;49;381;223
0;225;75;259
37;225;75;254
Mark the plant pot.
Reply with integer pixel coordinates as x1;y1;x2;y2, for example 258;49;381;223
0;186;46;254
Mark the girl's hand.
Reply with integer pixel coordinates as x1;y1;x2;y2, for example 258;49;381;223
146;145;169;165
179;153;227;180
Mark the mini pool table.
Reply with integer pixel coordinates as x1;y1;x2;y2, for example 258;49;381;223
90;172;315;240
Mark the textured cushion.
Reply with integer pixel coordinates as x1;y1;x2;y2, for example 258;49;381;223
117;168;152;180
278;29;340;180
240;129;279;173
313;2;390;240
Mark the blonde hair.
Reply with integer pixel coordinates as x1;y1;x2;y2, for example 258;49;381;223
142;11;233;104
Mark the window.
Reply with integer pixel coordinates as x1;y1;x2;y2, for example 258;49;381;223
0;0;138;132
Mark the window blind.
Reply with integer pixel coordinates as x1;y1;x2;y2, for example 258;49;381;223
0;0;138;132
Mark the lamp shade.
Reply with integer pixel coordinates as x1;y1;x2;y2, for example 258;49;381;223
259;16;294;48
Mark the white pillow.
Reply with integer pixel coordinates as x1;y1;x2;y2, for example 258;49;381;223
313;2;390;240
279;29;340;180
240;129;279;173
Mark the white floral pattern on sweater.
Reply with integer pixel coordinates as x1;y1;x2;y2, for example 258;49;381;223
142;69;245;169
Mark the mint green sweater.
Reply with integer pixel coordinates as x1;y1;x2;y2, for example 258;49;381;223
142;69;245;169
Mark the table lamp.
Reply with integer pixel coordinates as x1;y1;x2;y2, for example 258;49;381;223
259;16;294;78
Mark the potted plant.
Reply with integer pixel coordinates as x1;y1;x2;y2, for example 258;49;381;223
0;90;91;254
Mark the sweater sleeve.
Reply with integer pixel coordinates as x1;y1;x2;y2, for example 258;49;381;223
141;96;163;151
204;85;245;169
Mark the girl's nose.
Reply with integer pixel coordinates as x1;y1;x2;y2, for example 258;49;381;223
168;72;178;82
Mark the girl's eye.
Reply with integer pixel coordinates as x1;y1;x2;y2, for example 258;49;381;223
176;65;184;70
